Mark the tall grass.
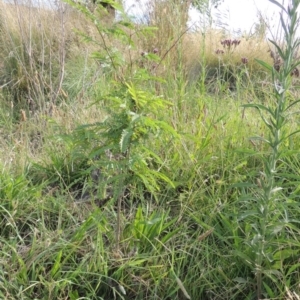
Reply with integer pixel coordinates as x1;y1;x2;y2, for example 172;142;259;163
1;0;300;299
0;0;99;117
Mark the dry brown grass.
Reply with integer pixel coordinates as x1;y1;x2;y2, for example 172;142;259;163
0;0;97;56
0;0;103;115
182;30;274;81
0;0;274;85
0;0;109;171
123;1;274;82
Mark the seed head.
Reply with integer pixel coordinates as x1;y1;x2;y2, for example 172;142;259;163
221;39;241;49
241;57;248;64
291;68;299;77
215;49;224;55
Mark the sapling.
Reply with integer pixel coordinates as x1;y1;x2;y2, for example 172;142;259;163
63;0;178;253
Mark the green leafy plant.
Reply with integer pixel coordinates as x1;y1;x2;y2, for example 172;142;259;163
240;0;300;298
126;206;179;253
61;0;179;253
71;77;179;252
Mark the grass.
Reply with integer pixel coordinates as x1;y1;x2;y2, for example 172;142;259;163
1;0;300;299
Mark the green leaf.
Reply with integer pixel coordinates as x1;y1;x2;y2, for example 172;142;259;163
280;13;289;38
241;103;275;118
51;250;62;277
120;129;133;153
145;53;161;62
74;30;97;44
72;216;95;242
268;0;287;14
136;173;159;194
271;260;282;270
139;26;158;34
285;98;300;111
233;250;255;266
91;51;109;61
140;146;163;164
273;249;299;261
153;120;179;138
279;129;300;143
292;38;300;49
117;20;135;29
233;277;248;284
237;210;259;221
126;258;149;267
286;263;300;276
263;281;275;298
233;160;247;171
148;169;175;188
133;206;145;238
269;39;286;60
161;226;181;244
254;59;273;72
268;223;285;235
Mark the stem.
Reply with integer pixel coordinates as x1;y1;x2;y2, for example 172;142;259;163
116;193;122;251
115;147;130;252
200;31;206;94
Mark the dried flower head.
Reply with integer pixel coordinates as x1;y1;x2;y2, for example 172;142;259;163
274;63;281;72
291;68;299;77
221;39;241;50
215;49;225;55
153;48;159;54
241;57;248;64
268;49;275;59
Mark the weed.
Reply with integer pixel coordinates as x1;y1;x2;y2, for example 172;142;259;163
241;0;300;298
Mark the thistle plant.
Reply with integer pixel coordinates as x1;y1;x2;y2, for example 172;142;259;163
214;38;244;93
241;0;300;298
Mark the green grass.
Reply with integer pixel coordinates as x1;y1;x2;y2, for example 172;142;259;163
1;0;300;299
